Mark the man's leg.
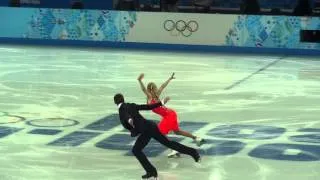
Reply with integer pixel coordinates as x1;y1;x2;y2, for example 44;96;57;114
132;132;157;175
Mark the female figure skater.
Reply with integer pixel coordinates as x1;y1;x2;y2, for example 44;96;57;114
137;73;205;157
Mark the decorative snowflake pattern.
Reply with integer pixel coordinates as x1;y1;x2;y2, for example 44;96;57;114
26;9;137;41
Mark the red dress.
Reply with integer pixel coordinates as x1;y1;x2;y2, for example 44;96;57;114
149;99;180;135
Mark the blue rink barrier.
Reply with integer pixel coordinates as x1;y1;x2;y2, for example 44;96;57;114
1;37;320;56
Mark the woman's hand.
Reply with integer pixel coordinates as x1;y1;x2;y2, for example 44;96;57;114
170;72;175;80
138;73;144;81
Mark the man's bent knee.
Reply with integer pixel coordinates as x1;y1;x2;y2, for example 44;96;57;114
132;147;141;155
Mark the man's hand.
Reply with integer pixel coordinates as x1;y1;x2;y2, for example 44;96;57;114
128;118;134;128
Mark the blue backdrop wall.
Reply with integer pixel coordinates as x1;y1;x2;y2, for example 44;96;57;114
0;7;319;55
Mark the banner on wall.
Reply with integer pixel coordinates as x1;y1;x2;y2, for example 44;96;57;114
0;7;319;50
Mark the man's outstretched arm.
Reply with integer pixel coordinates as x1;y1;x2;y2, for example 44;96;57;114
135;97;170;111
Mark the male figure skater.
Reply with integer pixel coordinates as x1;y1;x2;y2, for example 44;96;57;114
114;93;200;179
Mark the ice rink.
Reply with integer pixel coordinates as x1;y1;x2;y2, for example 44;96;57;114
0;45;319;180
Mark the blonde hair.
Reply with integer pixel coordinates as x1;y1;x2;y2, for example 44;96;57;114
147;82;159;100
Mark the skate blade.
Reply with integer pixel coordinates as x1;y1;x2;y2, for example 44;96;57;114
197;139;206;147
167;153;181;158
142;177;158;180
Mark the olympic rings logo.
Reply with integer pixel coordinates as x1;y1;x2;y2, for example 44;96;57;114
0;111;79;127
163;20;199;37
0;111;25;124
